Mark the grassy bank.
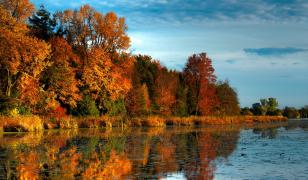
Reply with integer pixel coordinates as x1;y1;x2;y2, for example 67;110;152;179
0;115;287;132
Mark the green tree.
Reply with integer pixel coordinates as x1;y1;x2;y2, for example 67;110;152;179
252;98;279;116
76;95;99;117
28;5;56;40
134;55;159;103
283;107;300;119
260;97;279;115
251;103;266;115
102;97;127;116
215;81;240;115
174;73;188;116
125;55;155;116
299;105;308;118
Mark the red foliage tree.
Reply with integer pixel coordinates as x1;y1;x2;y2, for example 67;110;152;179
184;53;218;115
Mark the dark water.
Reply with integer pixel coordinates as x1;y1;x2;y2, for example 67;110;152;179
0;120;307;179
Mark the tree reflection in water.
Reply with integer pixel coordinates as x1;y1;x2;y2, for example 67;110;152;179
0;122;289;179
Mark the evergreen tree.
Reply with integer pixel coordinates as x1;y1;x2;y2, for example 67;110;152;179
76;95;99;117
29;5;56;40
174;73;188;116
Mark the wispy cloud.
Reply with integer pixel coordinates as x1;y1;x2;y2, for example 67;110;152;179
243;47;308;56
226;59;237;64
32;0;308;28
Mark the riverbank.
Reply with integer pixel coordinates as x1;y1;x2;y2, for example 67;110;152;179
0;115;288;132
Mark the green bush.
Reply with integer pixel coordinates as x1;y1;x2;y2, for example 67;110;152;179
17;105;32;115
76;95;100;117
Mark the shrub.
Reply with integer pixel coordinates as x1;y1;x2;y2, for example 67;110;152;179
59;117;78;129
0;97;19;116
17;105;32;115
241;107;253;115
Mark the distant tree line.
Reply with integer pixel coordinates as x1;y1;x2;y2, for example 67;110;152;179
0;1;241;117
241;98;308;119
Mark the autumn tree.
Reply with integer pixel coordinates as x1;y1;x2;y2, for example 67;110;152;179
54;5;133;115
82;48;132;107
125;84;150;116
184;53;218;115
126;54;171;115
215;81;240;115
40;37;81;109
0;0;34;22
0;5;51;113
125;55;152;116
54;4;130;59
153;66;178;115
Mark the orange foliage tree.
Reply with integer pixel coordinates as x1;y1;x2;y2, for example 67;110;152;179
82;48;132;102
55;5;129;56
55;4;133;113
125;83;151;116
0;0;34;22
184;53;218;115
41;37;81;108
0;5;50;107
154;66;179;115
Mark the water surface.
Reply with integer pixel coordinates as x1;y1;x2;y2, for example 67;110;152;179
0;120;307;179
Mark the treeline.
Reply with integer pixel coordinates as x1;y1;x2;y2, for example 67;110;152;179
241;98;308;119
0;1;241;118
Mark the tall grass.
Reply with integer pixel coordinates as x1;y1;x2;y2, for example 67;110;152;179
0;115;44;132
77;116;125;128
166;115;287;126
0;115;287;132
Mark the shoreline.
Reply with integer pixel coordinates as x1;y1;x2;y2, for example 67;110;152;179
0;115;288;133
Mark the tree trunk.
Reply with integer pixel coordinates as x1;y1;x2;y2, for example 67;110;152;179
5;68;12;97
195;78;200;116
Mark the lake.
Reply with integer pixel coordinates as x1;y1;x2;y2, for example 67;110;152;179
0;120;307;179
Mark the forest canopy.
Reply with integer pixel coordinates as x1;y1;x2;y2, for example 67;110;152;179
0;1;241;117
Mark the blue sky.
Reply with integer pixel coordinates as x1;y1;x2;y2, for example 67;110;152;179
31;0;308;108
